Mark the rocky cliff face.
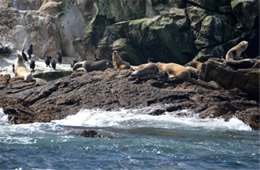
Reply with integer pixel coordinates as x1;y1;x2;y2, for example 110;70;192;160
74;0;259;64
0;0;96;59
0;0;258;63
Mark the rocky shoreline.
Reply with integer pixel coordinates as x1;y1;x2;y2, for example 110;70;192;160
0;58;259;130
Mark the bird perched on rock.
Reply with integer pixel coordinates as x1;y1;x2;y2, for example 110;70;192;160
51;60;56;70
70;60;78;68
30;60;35;72
27;44;33;59
12;64;15;73
57;52;62;64
22;49;28;62
45;56;52;67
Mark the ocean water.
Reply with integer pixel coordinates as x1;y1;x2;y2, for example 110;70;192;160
0;107;259;170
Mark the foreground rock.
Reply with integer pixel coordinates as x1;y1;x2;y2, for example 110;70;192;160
0;61;259;130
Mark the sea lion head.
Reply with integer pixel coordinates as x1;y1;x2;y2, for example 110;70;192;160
239;41;249;51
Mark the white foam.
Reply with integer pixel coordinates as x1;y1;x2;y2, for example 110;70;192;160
0;108;8;124
54;107;252;131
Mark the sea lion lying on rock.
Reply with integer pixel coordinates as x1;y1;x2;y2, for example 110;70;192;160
73;60;113;72
225;41;248;60
112;51;131;69
131;62;190;81
225;59;260;69
14;54;33;81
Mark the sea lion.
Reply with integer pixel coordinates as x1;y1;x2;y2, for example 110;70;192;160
14;54;33;81
225;58;259;69
131;62;190;81
73;60;113;72
185;61;203;79
131;63;158;76
156;62;190;81
112;51;131;69
225;41;248;60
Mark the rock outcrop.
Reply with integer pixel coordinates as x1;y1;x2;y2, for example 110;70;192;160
0;60;259;130
0;0;94;59
74;0;259;64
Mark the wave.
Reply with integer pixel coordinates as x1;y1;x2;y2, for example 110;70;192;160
54;106;252;131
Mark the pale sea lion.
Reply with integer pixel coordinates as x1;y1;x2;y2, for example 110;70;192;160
14;54;33;81
131;62;190;81
131;63;158;76
112;51;131;69
225;41;248;60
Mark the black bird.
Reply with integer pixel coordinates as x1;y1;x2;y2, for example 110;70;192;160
51;60;56;70
70;60;78;68
27;44;33;59
30;60;35;71
12;64;15;73
45;56;52;67
57;52;62;64
22;49;28;62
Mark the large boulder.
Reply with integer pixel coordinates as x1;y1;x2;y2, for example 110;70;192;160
0;7;61;58
74;7;197;64
231;0;259;29
200;58;260;101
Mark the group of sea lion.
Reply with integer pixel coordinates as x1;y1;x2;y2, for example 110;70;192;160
14;40;257;82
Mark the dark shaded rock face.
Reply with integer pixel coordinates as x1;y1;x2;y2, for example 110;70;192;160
0;61;259;130
74;0;259;64
200;59;260;100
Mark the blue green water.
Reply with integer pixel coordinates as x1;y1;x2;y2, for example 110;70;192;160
0;107;259;169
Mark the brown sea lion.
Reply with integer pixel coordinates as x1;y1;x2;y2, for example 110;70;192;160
225;41;248;60
14;54;33;81
73;60;113;72
225;58;259;69
185;61;204;79
112;51;131;69
131;62;190;81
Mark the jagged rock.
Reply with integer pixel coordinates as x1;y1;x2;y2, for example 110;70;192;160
231;0;259;29
200;58;260;100
33;70;72;81
2;0;43;10
0;65;259;130
77;130;105;138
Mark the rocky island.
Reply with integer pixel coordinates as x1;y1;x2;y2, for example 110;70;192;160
0;0;259;130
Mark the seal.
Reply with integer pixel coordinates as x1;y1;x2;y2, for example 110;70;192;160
225;41;248;60
14;54;33;81
131;62;190;81
73;60;113;72
112;51;131;69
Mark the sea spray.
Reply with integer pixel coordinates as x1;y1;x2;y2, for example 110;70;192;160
54;107;252;131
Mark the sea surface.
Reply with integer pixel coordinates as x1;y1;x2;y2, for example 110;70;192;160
0;107;259;170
